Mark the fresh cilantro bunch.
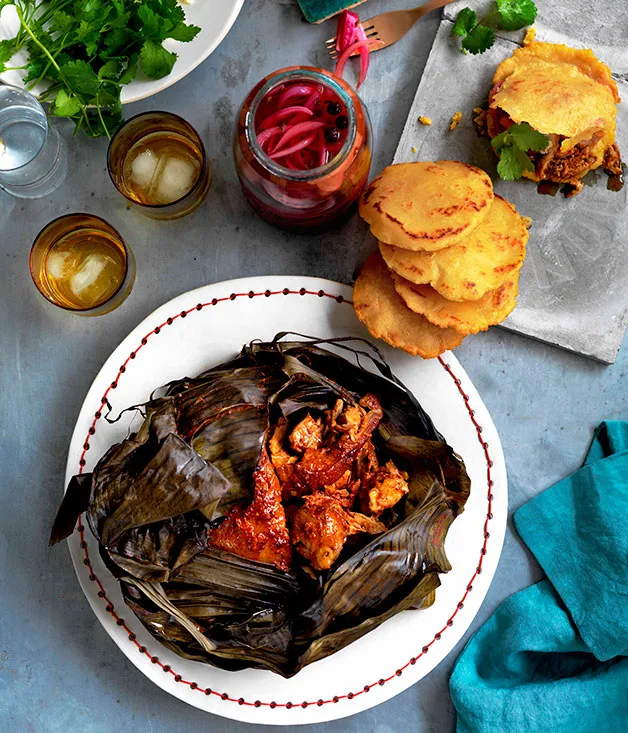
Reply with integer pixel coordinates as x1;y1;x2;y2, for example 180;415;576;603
491;122;548;180
0;0;200;137
451;0;537;55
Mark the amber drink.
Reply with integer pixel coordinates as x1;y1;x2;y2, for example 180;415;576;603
108;112;211;220
30;214;135;315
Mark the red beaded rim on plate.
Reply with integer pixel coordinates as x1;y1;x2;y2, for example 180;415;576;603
73;287;494;710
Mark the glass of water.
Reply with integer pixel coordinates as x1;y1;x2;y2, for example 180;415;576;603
0;85;67;198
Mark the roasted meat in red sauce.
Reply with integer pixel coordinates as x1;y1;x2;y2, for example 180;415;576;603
291;394;383;492
289;413;324;453
212;393;408;574
291;494;385;571
603;143;623;176
209;446;292;572
268;419;296;486
363;460;410;515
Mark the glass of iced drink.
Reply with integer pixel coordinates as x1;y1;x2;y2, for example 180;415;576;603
30;214;135;316
107;111;211;220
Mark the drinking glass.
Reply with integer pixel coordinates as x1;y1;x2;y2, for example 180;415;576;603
107;111;211;220
0;85;67;198
30;214;135;316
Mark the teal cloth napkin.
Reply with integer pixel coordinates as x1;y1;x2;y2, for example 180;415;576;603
450;421;628;733
296;0;367;24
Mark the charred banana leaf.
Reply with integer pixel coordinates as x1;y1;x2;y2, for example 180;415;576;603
50;336;470;677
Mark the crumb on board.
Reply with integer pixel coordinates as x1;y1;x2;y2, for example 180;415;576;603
411;146;418;154
449;111;463;131
522;216;533;229
418;116;432;126
523;26;536;46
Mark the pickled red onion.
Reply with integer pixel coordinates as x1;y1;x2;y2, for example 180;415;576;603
292;150;307;168
334;10;372;89
336;10;360;53
258;106;313;130
277;83;316;107
257;125;282;150
334;39;371;89
273;121;327;154
303;85;324;110
316;130;327;168
269;132;318;160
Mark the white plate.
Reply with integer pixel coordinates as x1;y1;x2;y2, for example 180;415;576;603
64;276;507;725
0;0;244;104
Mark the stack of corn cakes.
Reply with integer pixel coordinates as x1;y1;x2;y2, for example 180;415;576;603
354;161;529;358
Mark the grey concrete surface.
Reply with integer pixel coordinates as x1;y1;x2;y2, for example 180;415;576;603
1;1;627;731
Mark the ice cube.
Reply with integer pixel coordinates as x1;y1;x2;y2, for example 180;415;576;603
70;254;112;300
130;149;159;191
46;250;73;279
151;155;199;204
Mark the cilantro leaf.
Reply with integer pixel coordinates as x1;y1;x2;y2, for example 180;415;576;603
491;122;548;154
99;59;122;80
496;145;535;180
120;51;139;84
0;39;15;66
507;121;549;152
60;59;101;98
51;11;75;36
53;88;82;117
146;0;185;25
108;11;131;30
491;122;548;180
137;6;167;40
104;28;133;54
22;57;47;86
139;40;177;79
168;22;201;43
462;25;495;55
496;0;537;31
82;108;123;138
451;8;477;37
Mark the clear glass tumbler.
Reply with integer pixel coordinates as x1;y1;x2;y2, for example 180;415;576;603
0;85;67;198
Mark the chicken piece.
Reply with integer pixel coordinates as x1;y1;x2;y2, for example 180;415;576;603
346;511;386;535
355;439;379;487
332;403;365;441
209;446;292;572
323;469;360;508
291;494;385;571
269;419;297;484
289;413;324;453
291;394;383;493
364;460;409;515
326;399;344;432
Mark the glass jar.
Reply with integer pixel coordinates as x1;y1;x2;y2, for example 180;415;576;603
234;66;372;232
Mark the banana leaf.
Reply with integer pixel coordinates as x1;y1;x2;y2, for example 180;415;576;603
50;336;470;677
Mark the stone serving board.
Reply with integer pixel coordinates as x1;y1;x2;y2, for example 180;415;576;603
391;0;628;363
